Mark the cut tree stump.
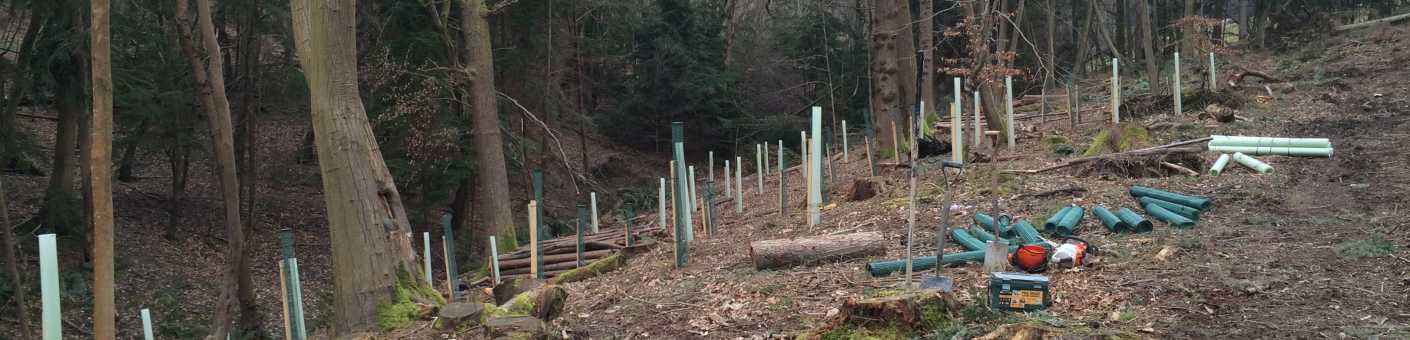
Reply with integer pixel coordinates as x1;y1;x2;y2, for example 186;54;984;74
749;232;887;270
482;316;549;339
492;277;544;305
844;178;877;201
436;302;485;330
801;289;954;339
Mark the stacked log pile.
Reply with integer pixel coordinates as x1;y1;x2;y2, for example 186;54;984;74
498;226;662;279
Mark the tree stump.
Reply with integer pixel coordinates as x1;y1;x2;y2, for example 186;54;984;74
492;277;543;305
748;232;887;270
483;316;549;339
844;178;877;201
498;284;568;321
436;302;485;330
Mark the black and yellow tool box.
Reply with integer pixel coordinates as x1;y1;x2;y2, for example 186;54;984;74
988;272;1051;311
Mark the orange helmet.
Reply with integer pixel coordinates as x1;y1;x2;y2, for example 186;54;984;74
1009;244;1050;273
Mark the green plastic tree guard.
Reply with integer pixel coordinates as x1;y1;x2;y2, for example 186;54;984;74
1054;206;1085;236
974;213;1014;237
1210;153;1231;175
672;122;689;267
1143;203;1195;228
1043;206;1075;231
1209;135;1332;148
1115;208;1153;233
1209;145;1331;158
576;204;587;267
1139;196;1200;221
950;228;985;251
1092;206;1127;232
1129;186;1212;210
866;245;1020;276
279;229;307;338
1013;220;1043;245
970;227;997;242
1231;152;1274;173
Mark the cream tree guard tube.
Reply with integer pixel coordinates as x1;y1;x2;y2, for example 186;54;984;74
39;234;61;340
1112;58;1121;124
952;77;963;162
735;156;744;214
756;143;765;195
723;161;731;198
841;120;849;162
972;91;981;147
1173;52;1182;114
590;192;600;233
1005;76;1015;148
809;106;824;227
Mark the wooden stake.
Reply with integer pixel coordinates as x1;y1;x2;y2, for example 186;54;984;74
865;136;875;176
890;121;899;160
278;261;291;340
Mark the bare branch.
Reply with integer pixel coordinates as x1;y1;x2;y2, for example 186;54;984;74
496;91;588;194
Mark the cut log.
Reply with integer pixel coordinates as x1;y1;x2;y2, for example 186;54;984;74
497;284;568;321
749;232;887;270
501;257;602;276
491;277;544;305
437;302;486;330
1334;12;1410;31
550;254;623;284
499;249;613;270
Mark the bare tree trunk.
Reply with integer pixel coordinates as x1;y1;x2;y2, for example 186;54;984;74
869;0;904;151
1075;0;1094;78
891;0;915;137
0;11;41;169
175;0;252;337
233;2;263;332
290;0;430;333
89;0;117;337
1042;0;1056;120
165;146;189;240
1137;0;1162;95
917;0;935;128
463;0;519;268
1183;0;1196;54
1;177;33;340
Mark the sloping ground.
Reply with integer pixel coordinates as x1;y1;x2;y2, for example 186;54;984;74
0;106;662;338
551;27;1410;338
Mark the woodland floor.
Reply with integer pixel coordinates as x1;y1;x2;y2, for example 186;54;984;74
3;24;1410;340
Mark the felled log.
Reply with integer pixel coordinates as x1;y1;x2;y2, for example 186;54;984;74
497;284;568;321
549;254;623;284
482;316;549;339
1334;12;1410;31
498;249;613;270
749;232;887;270
500;257;601;276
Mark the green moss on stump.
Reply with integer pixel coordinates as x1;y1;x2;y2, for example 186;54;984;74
1083;124;1150;157
375;268;445;332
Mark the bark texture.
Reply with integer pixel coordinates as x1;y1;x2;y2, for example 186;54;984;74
749;231;887;269
290;0;426;333
90;0;117;337
462;0;519;269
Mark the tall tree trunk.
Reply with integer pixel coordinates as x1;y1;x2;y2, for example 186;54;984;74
116;119;147;182
1137;0;1162;95
1042;0;1056;119
917;0;935;130
89;0;117;337
233;1;263;333
868;0;903;151
462;0;519;268
1;10;42;168
1;176;33;340
1074;0;1094;78
891;0;915;138
175;0;253;337
1183;0;1196;54
165;145;189;240
37;86;80;235
290;0;428;333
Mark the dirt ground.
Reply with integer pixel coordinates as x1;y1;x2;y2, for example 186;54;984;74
2;22;1408;340
552;26;1410;339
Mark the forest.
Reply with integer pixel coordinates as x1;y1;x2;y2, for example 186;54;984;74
2;0;1409;338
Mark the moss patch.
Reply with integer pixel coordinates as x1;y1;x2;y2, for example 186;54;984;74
550;254;623;284
375;268;446;332
1082;124;1150;157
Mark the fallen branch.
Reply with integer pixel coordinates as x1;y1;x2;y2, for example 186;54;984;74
18;113;58;121
497;91;585;194
1160;162;1199;176
1229;71;1282;88
1004;137;1211;175
1017;186;1088;199
1334;12;1410;31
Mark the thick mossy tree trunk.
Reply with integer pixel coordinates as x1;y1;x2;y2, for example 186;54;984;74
869;0;911;152
290;0;431;334
462;0;518;267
